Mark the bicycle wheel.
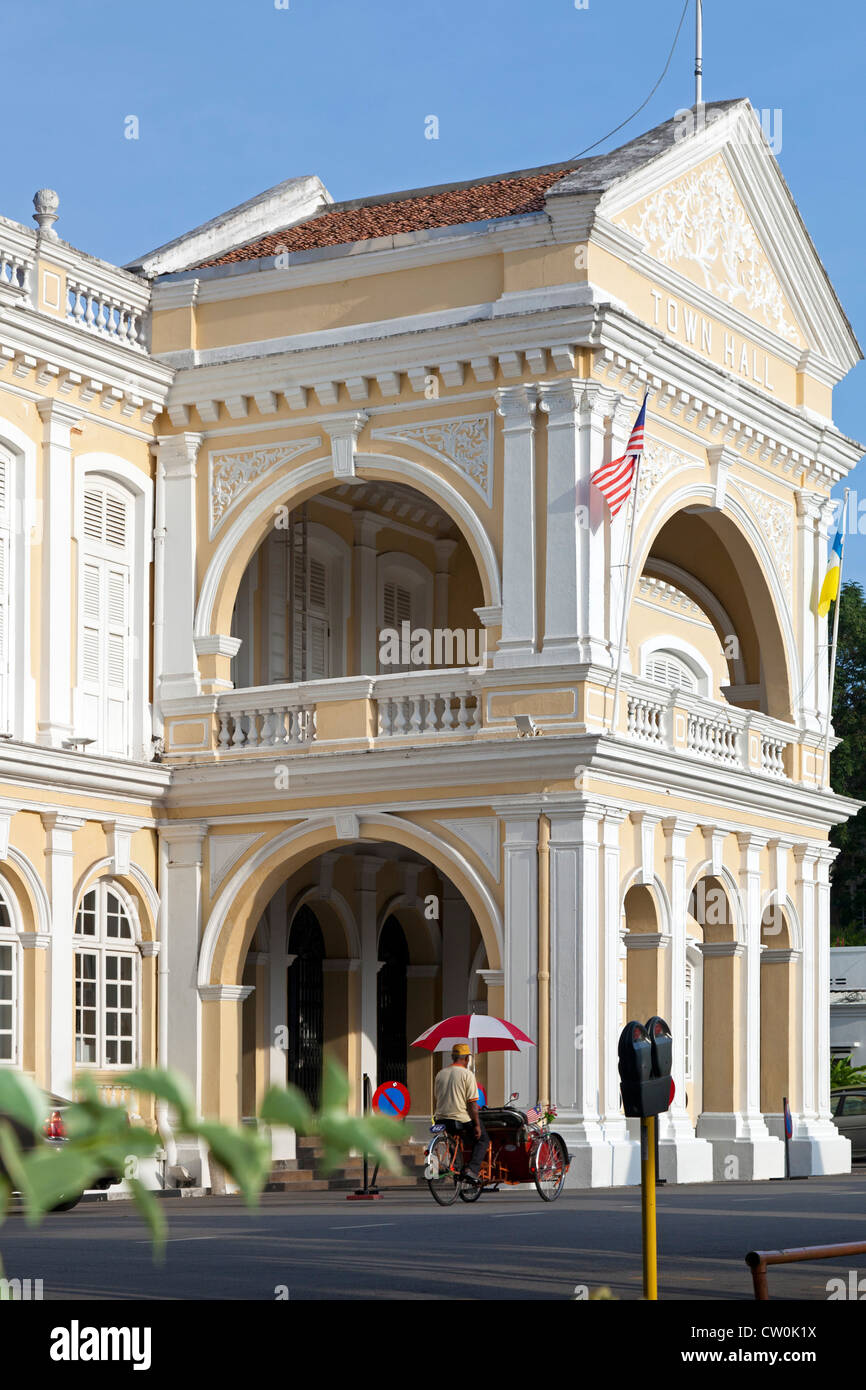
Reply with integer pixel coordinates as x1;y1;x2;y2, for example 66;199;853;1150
458;1176;483;1202
531;1133;567;1202
426;1134;462;1206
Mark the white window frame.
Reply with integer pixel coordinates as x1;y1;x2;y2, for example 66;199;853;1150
0;886;21;1067
73;880;141;1070
72;457;153;761
0;427;35;741
640;636;714;698
376;553;433;673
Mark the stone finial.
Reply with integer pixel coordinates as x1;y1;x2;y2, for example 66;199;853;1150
32;188;60;238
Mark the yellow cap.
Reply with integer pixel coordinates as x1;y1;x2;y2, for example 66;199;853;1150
452;1043;471;1056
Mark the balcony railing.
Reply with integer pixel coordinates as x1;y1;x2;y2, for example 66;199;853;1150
163;665;809;786
623;676;794;779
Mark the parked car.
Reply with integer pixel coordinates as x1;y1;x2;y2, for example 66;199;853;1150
0;1092;124;1211
831;1087;866;1161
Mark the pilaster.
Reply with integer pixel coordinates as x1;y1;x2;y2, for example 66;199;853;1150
36;399;81;746
494;386;538;664
155;433;203;705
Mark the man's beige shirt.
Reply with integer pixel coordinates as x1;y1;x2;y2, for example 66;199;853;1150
434;1064;479;1122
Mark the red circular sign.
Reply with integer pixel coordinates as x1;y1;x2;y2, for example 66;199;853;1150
669;1078;676;1104
371;1081;411;1118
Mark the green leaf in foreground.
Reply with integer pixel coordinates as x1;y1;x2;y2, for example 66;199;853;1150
0;1070;46;1137
120;1068;196;1128
194;1122;271;1205
259;1085;314;1134
127;1177;167;1261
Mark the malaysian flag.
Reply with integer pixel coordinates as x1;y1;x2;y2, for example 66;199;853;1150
590;392;647;517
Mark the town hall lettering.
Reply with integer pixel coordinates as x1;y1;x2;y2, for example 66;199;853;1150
650;289;775;392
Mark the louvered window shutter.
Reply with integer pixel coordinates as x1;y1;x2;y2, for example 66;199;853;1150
80;486;131;755
645;652;698;693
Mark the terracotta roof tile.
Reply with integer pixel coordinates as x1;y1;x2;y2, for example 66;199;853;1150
198;167;576;267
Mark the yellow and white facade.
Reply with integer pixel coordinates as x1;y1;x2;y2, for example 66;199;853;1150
0;100;861;1186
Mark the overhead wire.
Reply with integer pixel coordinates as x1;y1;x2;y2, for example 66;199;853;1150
570;0;692;162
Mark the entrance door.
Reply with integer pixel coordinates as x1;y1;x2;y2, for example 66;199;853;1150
287;906;325;1107
377;916;409;1086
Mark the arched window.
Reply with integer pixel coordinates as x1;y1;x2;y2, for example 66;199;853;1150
645;650;700;694
79;481;133;756
287;906;325;1106
0;890;18;1064
74;882;138;1067
377;916;409;1086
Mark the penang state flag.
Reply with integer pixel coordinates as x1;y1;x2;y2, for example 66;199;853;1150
590;391;647;517
817;523;844;617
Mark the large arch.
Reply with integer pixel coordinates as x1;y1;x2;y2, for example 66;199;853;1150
195;451;502;643
628;482;798;721
199;813;503;991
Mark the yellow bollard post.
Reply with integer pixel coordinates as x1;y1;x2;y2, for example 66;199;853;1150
641;1114;658;1299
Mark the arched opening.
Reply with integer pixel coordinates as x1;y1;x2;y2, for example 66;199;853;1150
227;826;501;1129
622;883;667;1026
287;905;326;1107
632;504;794;721
228;479;485;687
377;915;409;1086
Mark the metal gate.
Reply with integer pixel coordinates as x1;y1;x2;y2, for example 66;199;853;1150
377;915;409;1087
288;906;325;1108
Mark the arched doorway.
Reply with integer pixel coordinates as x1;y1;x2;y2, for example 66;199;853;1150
287;905;326;1107
377;915;409;1086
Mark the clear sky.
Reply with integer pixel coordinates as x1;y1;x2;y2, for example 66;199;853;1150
4;0;864;578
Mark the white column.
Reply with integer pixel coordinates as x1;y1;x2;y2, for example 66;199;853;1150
500;812;539;1104
577;383;616;666
494;386;538;664
352;511;382;675
159;822;207;1180
548;804;611;1186
156;433;202;705
357;856;382;1088
794;491;825;731
790;843;850;1173
267;883;289;1091
600;808;638;1182
538;382;582;663
661;816;714;1182
42;812;84;1094
607;394;641;676
36;400;81;746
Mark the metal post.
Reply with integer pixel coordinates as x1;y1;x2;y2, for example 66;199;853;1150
694;0;703;107
347;1073;382;1200
641;1115;658;1299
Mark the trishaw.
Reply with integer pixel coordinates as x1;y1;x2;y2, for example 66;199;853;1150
424;1094;570;1204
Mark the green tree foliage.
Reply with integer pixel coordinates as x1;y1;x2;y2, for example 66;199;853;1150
0;1059;402;1289
829;582;866;944
830;1055;866;1089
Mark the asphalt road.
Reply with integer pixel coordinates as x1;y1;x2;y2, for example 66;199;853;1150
3;1173;866;1301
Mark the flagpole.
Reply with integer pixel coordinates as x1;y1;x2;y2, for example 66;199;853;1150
822;488;849;790
695;0;703;107
608;449;644;735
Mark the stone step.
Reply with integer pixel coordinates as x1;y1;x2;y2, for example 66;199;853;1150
265;1177;330;1192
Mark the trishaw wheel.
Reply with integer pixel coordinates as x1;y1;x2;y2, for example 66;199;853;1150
532;1133;567;1202
427;1134;461;1206
458;1178;483;1202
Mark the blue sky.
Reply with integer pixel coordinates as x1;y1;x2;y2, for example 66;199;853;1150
4;0;864;581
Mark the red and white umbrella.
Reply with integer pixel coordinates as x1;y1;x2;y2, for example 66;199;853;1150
411;1013;535;1054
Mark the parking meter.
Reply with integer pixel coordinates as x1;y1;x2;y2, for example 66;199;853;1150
618;1016;673;1118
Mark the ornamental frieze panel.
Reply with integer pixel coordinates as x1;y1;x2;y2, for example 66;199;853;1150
209;436;322;535
617;155;802;347
731;481;793;592
635;438;700;514
370;414;493;505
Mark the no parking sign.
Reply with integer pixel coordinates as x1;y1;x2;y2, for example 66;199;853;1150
371;1081;411;1119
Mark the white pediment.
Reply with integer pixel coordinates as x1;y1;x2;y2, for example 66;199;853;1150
594;101;860;376
436;816;500;882
209;833;263;896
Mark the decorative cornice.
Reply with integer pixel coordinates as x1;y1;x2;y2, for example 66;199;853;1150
198;983;254;1002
